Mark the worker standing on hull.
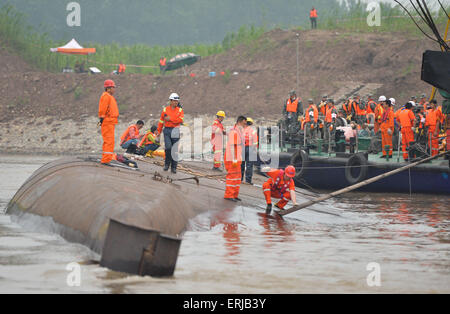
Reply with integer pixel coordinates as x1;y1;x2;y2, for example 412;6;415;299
98;80;119;165
224;116;247;202
211;111;226;171
262;166;298;215
156;93;184;173
241;117;258;185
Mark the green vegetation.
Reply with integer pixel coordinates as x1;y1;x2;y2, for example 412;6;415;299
0;5;265;74
0;4;266;74
1;1;448;75
318;0;449;37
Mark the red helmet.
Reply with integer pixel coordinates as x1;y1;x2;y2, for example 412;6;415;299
104;79;116;88
285;165;296;178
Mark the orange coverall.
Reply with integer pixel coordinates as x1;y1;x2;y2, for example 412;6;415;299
380;108;394;157
425;108;443;156
397;109;416;160
98;92;119;164
224;126;243;199
211;119;225;169
262;169;295;209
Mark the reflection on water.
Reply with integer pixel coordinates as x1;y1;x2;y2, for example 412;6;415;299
0;155;449;293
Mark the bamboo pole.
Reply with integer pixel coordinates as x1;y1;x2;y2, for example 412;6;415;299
277;150;449;217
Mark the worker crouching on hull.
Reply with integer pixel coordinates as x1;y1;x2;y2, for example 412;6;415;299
262;166;298;215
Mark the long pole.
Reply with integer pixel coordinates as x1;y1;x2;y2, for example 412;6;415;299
277;150;449;217
296;33;300;98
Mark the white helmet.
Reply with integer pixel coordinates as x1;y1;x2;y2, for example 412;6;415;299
408;101;416;107
378;95;386;102
169;93;180;101
389;98;396;105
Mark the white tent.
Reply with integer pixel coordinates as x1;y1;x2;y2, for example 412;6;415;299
50;38;96;55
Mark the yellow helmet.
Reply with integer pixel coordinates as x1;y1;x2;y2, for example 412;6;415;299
216;111;226;118
246;117;254;124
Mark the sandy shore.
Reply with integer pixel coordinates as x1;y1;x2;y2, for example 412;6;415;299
0;115;278;155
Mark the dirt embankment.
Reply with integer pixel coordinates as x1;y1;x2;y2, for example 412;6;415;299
0;29;440;153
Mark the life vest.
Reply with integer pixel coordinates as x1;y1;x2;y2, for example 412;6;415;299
118;63;126;73
366;100;376;114
160;58;167;66
356;100;366;116
310;9;318;18
286;98;299;113
304;104;318;123
342;100;352;116
374;103;384;122
325;106;337;123
244;127;258;147
211;119;225;143
318;101;327;116
157;105;185;133
271;170;291;195
139;131;157;147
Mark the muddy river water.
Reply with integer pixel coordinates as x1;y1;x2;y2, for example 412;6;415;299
0;154;449;293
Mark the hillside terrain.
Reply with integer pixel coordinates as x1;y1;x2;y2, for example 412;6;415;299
0;29;439;126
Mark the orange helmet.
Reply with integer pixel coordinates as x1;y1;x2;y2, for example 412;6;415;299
104;79;116;88
285;165;296;178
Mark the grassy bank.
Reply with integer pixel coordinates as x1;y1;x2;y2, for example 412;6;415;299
1;1;448;75
316;1;449;36
0;4;266;74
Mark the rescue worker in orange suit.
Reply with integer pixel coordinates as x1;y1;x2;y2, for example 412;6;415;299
262;165;298;215
98;79;119;165
117;62;126;74
241;117;258;185
283;90;303;130
304;99;319;144
138;125;160;157
224;116;247;202
156;92;184;173
397;102;416;161
425;100;443;157
211;111;226;171
159;57;167;74
380;99;395;158
310;7;318;29
120;120;144;153
374;96;386;133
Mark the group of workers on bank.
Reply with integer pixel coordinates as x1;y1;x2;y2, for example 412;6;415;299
98;79;298;215
286;90;446;161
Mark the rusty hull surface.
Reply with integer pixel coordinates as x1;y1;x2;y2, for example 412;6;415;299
6;156;266;255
